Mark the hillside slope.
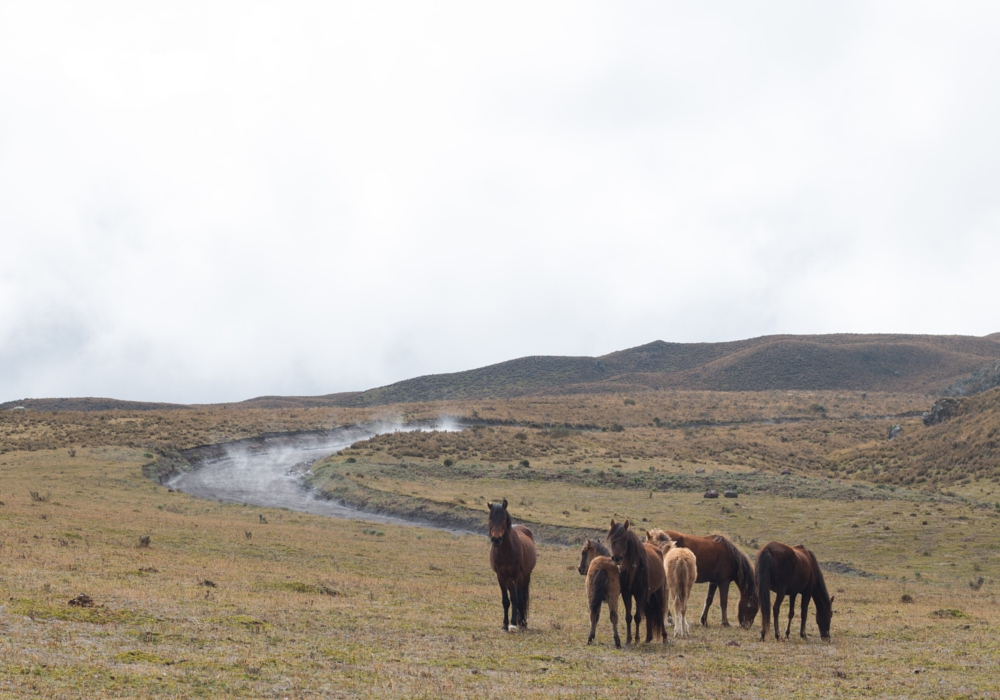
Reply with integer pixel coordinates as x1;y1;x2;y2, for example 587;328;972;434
835;387;1000;488
242;333;1000;408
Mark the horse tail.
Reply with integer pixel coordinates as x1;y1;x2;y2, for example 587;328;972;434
645;579;667;641
719;535;757;603
756;547;773;636
589;567;605;615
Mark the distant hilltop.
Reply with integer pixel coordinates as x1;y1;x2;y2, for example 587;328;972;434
5;333;1000;412
249;333;1000;408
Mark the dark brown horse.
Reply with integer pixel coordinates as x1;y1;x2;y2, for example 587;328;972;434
578;539;621;648
606;520;667;644
646;529;758;629
487;499;537;631
755;541;833;641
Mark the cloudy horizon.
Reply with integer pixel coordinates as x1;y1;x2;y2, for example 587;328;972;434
3;2;1000;404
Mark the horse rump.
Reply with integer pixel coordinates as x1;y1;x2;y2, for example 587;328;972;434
665;546;697;637
586;557;621;648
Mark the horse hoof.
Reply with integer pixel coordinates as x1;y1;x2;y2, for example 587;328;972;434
508;625;518;633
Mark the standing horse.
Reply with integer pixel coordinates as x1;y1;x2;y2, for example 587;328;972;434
487;499;537;631
578;539;621;648
646;529;758;629
606;520;667;644
755;541;834;641
648;532;698;638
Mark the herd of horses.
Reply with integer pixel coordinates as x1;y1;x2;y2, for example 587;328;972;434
487;499;834;646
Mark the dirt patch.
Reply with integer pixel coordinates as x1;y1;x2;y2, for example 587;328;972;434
819;561;881;579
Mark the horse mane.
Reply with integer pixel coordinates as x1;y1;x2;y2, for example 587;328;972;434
803;548;832;610
643;529;673;553
608;522;644;567
489;502;512;532
588;538;611;557
712;534;756;599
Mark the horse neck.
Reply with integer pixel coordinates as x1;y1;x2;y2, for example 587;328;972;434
498;517;519;556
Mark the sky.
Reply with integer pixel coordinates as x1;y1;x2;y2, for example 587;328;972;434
2;1;1000;404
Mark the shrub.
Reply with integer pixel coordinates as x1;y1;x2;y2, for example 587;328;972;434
443;458;454;467
610;423;624;433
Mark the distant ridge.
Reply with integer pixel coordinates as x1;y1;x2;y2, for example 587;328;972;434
0;397;189;412
241;333;1000;408
6;333;1000;411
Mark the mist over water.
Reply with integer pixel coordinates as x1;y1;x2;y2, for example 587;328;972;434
169;419;466;530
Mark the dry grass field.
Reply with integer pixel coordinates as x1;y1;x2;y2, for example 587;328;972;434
2;392;999;697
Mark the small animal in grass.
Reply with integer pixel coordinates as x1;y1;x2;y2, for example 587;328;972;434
606;519;667;644
646;531;698;638
755;541;834;642
487;499;537;632
578;539;621;648
645;528;758;629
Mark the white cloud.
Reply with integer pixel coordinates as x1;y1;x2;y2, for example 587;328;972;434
2;1;999;402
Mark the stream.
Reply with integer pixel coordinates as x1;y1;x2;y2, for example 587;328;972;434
168;421;470;531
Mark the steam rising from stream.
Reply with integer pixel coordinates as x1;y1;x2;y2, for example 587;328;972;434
169;418;465;529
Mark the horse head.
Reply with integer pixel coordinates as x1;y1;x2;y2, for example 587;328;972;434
487;499;510;547
606;519;631;565
817;595;834;639
737;587;760;629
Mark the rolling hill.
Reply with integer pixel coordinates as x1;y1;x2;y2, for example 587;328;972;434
6;333;999;411
240;333;1000;408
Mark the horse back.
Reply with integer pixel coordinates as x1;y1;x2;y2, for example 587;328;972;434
665;530;727;584
643;543;666;591
514;526;537;574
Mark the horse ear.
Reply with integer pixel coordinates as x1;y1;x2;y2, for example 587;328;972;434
610;518;616;527
624;520;630;530
487;502;493;510
502;498;508;509
830;595;835;607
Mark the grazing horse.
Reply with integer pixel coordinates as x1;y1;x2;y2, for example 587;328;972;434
755;541;834;642
606;520;667;644
648;533;698;638
487;499;537;631
646;529;758;629
578;539;621;648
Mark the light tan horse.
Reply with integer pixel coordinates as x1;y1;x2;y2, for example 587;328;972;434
646;530;698;638
577;539;622;647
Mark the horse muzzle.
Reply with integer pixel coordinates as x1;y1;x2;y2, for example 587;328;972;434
490;536;503;547
612;555;623;564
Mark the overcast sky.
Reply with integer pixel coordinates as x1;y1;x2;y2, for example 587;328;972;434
2;1;1000;404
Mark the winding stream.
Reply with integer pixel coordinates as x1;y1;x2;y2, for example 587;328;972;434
168;421;469;531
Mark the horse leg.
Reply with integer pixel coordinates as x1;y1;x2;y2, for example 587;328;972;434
588;599;601;645
622;594;634;645
609;603;621;649
772;592;785;641
785;593;797;639
718;581;732;627
500;585;510;631
700;582;718;626
508;586;520;630
800;595;810;639
518;581;530;630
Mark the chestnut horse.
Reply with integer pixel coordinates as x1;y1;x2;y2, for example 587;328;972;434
606;520;667;644
487;499;537;631
646;529;758;628
755;541;833;641
578;539;621;648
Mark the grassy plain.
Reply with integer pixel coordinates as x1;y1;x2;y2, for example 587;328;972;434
1;393;999;697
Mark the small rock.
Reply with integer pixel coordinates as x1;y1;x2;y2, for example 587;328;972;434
725;640;740;647
834;669;847;679
68;593;94;608
888;424;902;440
704;490;719;499
723;490;738;499
780;469;792;475
695;468;705;474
